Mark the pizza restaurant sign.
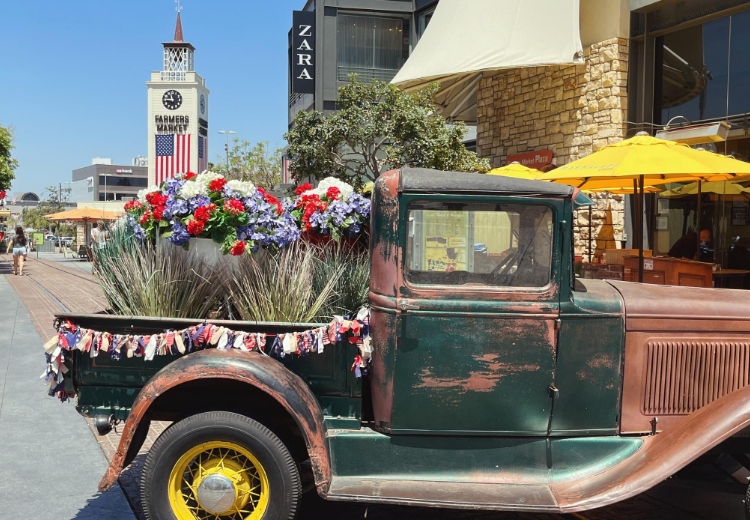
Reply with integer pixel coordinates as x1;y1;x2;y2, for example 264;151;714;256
506;150;553;169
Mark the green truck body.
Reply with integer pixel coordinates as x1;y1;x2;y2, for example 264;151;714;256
57;168;750;519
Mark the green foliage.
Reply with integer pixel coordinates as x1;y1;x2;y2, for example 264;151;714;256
213;140;283;189
20;185;74;233
313;243;370;319
285;76;490;190
0;123;18;191
228;241;342;323
93;226;228;318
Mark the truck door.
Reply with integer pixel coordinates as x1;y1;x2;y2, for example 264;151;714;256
390;197;560;435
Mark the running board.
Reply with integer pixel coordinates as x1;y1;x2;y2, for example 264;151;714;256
325;477;558;511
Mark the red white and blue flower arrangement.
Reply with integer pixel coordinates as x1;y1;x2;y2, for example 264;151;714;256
123;172;370;255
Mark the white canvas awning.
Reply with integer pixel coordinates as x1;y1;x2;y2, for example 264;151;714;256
392;0;584;122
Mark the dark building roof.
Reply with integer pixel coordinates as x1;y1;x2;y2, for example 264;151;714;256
399;167;575;198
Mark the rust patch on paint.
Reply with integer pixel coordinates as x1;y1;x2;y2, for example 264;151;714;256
588;354;614;369
415;355;541;395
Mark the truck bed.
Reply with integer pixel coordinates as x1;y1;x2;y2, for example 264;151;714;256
56;313;363;420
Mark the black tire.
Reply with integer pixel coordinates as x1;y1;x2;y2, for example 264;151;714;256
141;411;301;520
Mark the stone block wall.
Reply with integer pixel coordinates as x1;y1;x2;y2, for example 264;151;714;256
476;37;630;258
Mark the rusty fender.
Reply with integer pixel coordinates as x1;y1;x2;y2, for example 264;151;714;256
552;383;750;512
97;349;330;494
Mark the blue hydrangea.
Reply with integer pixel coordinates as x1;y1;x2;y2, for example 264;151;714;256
168;221;190;246
188;194;211;211
164;178;185;197
164;196;189;219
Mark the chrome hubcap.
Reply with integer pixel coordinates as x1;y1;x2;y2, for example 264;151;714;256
196;473;237;514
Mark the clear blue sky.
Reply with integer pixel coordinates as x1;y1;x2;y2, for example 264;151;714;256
0;0;301;195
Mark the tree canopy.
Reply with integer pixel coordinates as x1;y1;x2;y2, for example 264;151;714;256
20;185;74;233
212;140;283;189
0;123;18;192
284;77;489;189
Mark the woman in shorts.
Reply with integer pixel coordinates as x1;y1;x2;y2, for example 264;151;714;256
6;226;28;275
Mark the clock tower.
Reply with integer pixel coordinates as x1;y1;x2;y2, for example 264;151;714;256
147;9;210;185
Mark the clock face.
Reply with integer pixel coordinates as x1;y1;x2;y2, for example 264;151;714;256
200;94;206;114
162;90;183;110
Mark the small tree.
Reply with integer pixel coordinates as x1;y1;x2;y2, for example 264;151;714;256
213;140;283;189
0;123;18;192
285;77;489;189
20;185;73;233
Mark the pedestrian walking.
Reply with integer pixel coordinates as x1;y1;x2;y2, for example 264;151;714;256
6;226;28;275
90;221;107;249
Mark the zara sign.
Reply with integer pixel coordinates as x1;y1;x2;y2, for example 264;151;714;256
292;10;315;95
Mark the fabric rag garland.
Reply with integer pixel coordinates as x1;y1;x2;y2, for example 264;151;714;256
43;308;372;402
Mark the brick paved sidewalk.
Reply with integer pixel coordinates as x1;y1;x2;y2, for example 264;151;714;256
1;253;733;520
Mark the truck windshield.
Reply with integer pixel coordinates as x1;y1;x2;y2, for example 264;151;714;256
406;202;553;287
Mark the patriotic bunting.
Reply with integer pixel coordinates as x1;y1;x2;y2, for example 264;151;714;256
43;309;371;402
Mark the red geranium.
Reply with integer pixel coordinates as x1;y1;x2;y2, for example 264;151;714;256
151;206;164;221
184;171;197;180
186;219;205;236
295;182;313;195
264;193;283;216
145;192;168;207
209;178;227;192
124;200;143;212
194;203;216;223
223;199;245;216
139;211;151;225
326;186;341;200
229;240;246;256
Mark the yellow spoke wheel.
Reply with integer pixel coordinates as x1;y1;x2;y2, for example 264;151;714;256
141;411;300;520
168;441;270;520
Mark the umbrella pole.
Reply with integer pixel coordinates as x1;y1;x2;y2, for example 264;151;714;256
588;206;593;262
638;175;645;283
696;181;702;261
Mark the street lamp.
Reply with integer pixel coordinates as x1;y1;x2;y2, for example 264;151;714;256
218;130;236;173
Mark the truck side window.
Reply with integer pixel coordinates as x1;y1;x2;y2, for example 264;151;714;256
406;202;553;287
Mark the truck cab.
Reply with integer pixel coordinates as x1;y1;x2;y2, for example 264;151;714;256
57;168;750;519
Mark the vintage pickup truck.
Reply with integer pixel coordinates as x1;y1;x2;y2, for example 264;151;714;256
53;168;750;520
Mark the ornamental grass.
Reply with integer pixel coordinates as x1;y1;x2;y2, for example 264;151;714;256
227;241;342;323
313;243;370;319
92;226;228;318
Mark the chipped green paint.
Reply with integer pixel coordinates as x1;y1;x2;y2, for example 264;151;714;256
552;279;624;435
328;427;642;482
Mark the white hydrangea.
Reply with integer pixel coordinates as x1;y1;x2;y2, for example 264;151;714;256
227;179;257;197
195;171;223;186
137;185;161;202
302;177;354;199
178;170;226;199
179;180;208;199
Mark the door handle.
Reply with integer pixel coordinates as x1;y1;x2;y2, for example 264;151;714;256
398;299;420;312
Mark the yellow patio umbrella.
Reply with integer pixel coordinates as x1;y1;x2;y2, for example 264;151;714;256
543;134;750;281
487;162;546;180
660;181;750;197
543;134;750;188
46;207;124;222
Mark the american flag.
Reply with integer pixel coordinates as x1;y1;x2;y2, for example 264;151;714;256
155;134;190;184
198;136;208;173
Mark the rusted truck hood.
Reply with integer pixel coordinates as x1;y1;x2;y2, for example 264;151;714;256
607;280;750;332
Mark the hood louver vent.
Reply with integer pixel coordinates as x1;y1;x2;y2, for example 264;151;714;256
643;340;750;415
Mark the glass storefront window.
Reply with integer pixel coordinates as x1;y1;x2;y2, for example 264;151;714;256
728;10;750;116
337;14;405;82
657;10;750;124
